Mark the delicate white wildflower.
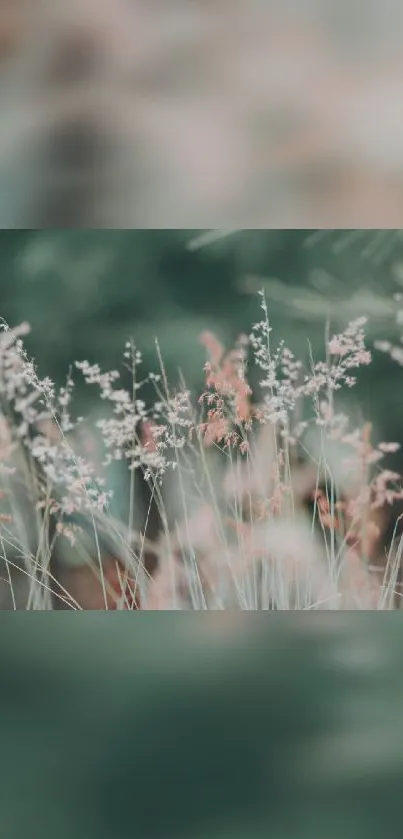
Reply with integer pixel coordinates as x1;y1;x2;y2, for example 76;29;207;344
250;310;302;425
302;318;371;399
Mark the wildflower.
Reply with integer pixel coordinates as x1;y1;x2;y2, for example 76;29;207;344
1;290;403;612
198;331;255;450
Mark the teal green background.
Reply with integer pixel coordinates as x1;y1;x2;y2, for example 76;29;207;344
0;614;402;839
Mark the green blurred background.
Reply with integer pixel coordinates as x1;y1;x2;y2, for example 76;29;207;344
1;614;403;839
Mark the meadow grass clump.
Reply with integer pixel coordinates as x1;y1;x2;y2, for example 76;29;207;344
1;291;403;609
